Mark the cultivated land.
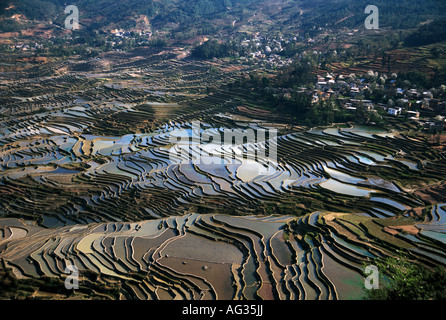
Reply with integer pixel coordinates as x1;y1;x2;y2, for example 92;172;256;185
0;0;446;301
0;48;445;300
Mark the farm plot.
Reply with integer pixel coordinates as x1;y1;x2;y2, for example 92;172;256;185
1;49;446;300
0;118;443;226
2;205;444;300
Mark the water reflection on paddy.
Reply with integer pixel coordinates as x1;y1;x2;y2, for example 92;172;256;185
319;178;377;197
323;166;364;184
344;125;394;138
370;197;408;211
395;159;419;170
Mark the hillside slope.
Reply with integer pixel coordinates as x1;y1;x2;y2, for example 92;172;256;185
1;0;446;33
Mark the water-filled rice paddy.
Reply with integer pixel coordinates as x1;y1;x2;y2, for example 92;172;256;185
0;117;440;225
319;179;376;197
1;79;446;300
3;203;445;300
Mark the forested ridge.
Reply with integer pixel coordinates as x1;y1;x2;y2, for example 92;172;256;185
2;0;446;32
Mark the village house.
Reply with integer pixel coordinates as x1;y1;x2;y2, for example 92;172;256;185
388;107;403;116
407;110;420;120
408;89;421;98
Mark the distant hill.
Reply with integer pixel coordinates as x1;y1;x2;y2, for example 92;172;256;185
1;0;446;34
404;19;446;47
0;0;64;21
0;0;258;29
295;0;446;29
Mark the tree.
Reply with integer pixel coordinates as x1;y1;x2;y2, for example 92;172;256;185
354;105;369;124
191;40;237;59
365;256;446;300
387;99;395;108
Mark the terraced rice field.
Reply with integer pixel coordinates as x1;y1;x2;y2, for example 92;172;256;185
1;114;445;299
0;117;441;224
1;52;446;300
2;203;445;300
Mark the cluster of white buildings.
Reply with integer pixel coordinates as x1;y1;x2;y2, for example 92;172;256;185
109;29;152;39
10;42;43;51
237;34;296;69
313;72;446;126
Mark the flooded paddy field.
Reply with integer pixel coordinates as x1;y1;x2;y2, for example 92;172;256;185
0;51;446;300
1;204;445;300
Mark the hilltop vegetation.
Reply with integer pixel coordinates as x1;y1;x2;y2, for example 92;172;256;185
2;0;446;32
405;19;446;47
0;0;62;21
365;255;446;300
296;0;446;30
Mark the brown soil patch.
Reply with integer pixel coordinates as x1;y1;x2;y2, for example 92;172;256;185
413;181;446;204
257;282;274;300
237;106;272;117
159;256;235;300
383;226;399;235
427;133;446;151
386;225;419;235
407;207;424;217
323;212;346;222
0;32;19;39
17;56;48;64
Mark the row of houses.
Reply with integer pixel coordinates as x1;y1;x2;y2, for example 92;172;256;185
314;72;446;118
